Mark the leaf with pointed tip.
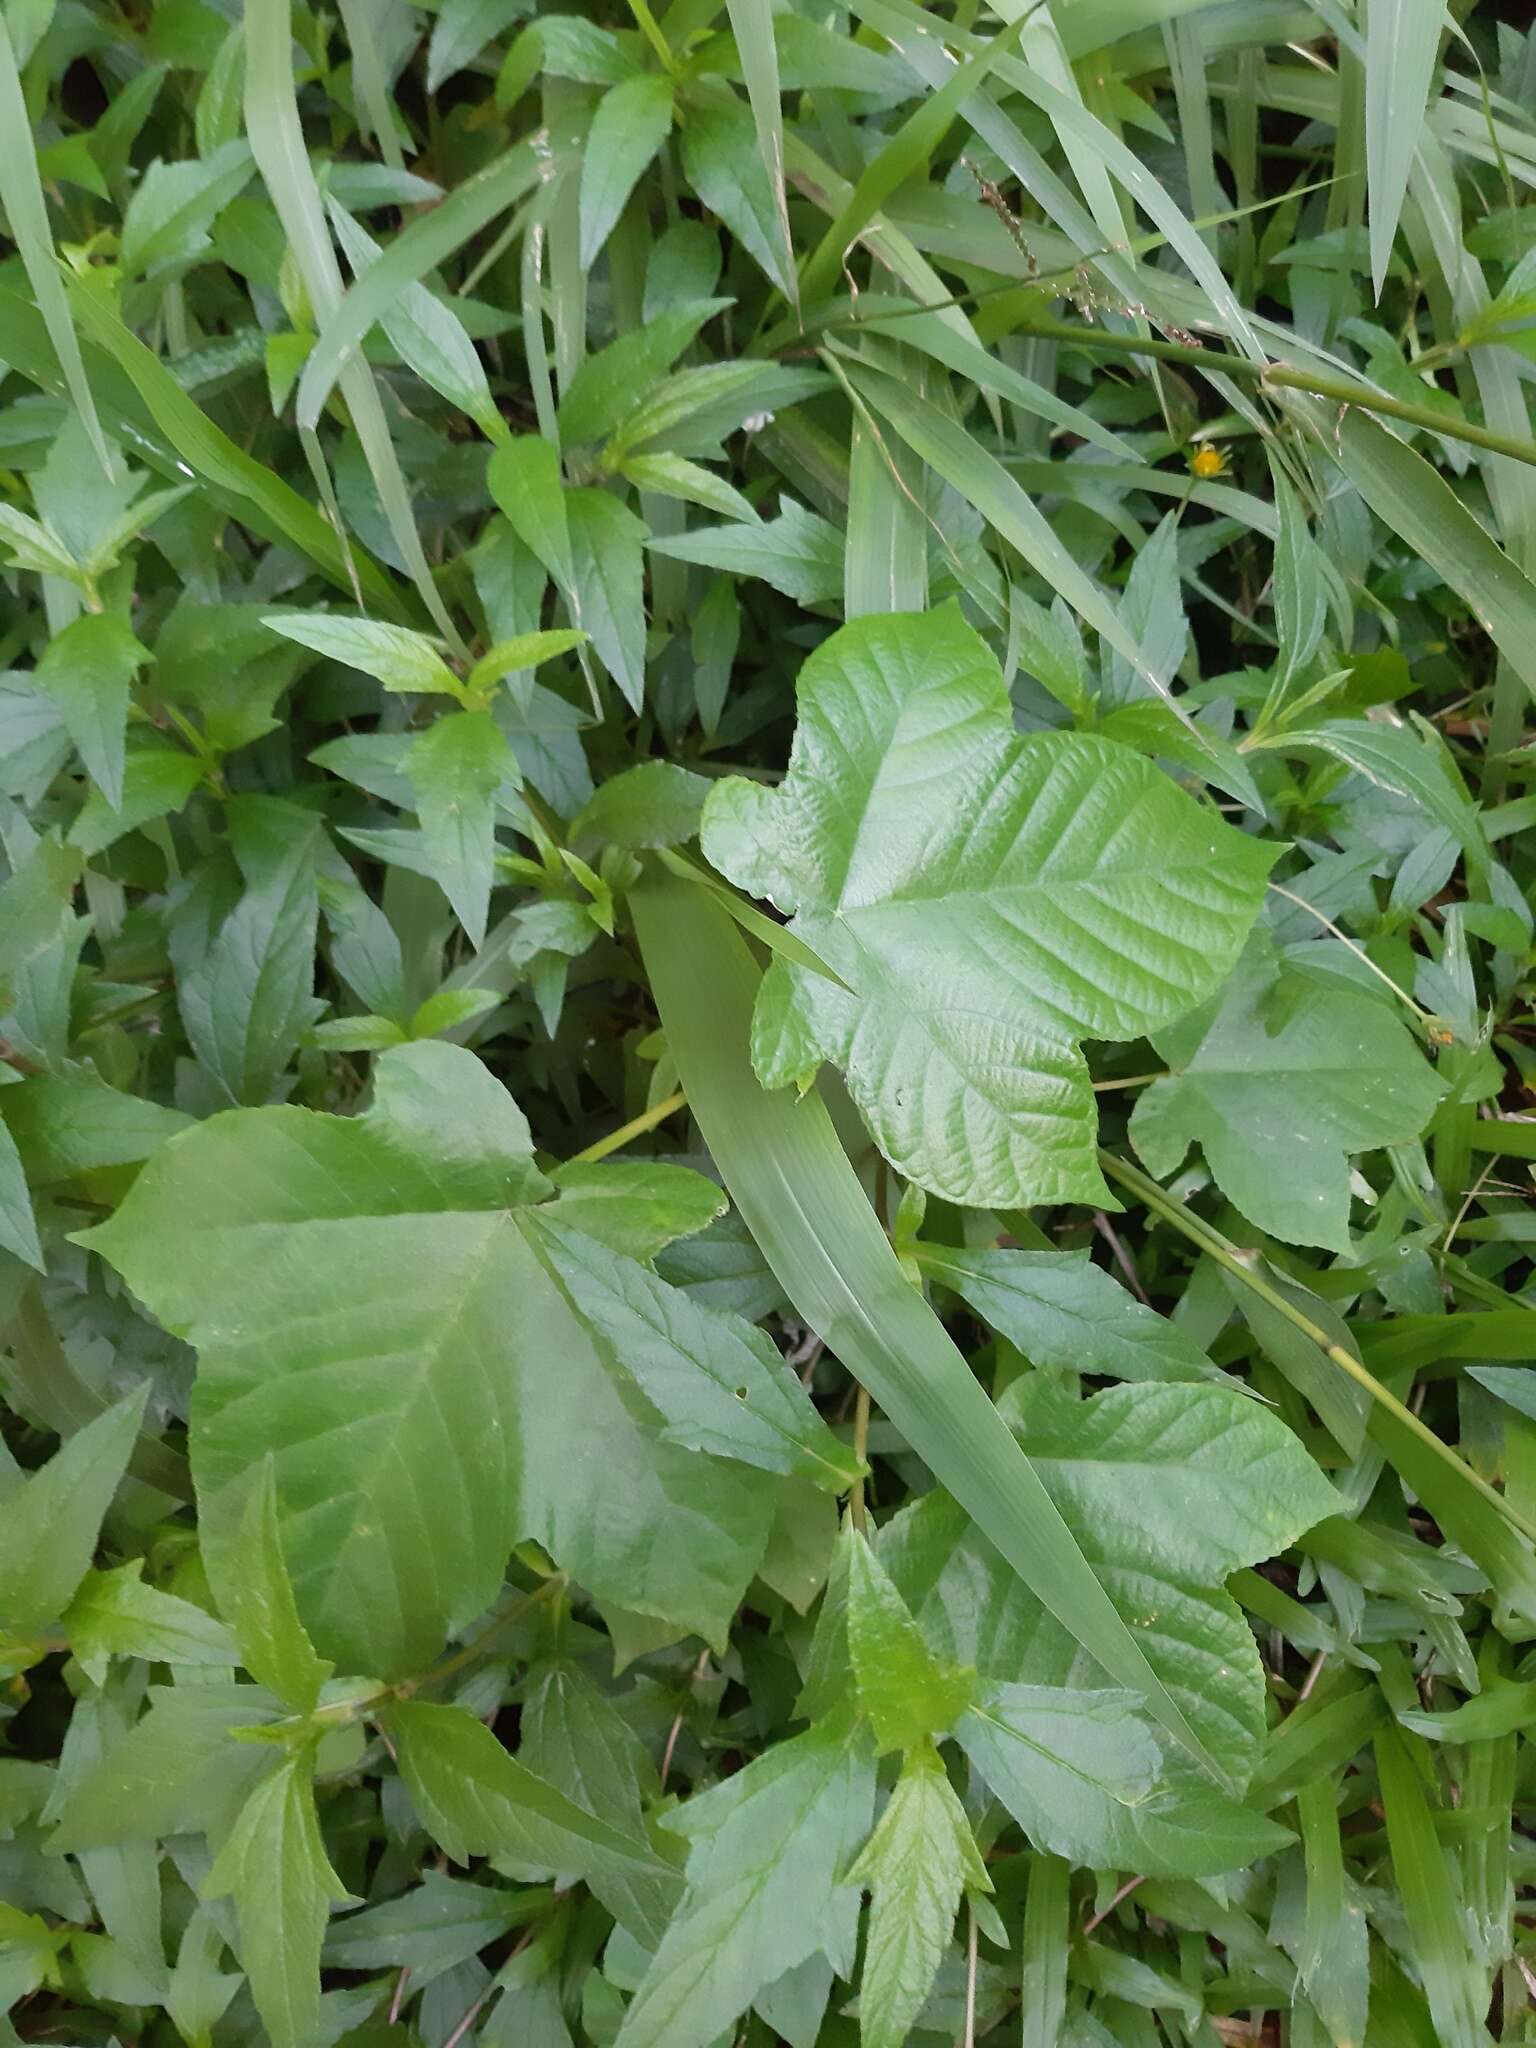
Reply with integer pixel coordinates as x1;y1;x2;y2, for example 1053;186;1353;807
61;1561;237;1685
846;1530;975;1752
204;1751;350;2048
80;1042;775;1671
0;1389;148;1635
615;1710;875;2048
956;1679;1291;1876
33;612;147;810
914;1243;1221;1384
385;1700;671;1884
882;1377;1336;1789
579;75;673;269
846;1741;990;2048
1131;946;1445;1252
404;708;517;946
701;606;1273;1207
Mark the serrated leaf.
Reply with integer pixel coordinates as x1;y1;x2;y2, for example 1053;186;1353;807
386;1699;671;1885
215;1458;333;1711
61;1561;237;1686
956;1678;1292;1876
1131;945;1446;1252
648;496;843;602
615;1710;875;2048
530;1215;860;1489
204;1750;350;2048
404;708;516;946
846;1741;990;2048
882;1375;1337;1789
545;1159;725;1259
572;759;710;850
263;613;462;697
846;1530;975;1751
701;606;1274;1207
567;488;647;711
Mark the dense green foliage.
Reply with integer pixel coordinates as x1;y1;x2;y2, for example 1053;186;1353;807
2;0;1536;2042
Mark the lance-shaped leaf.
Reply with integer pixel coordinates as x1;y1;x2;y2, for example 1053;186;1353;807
204;1751;351;2048
0;1389;147;1635
80;1042;779;1674
615;1710;875;2048
846;1529;975;1752
385;1699;672;1885
701;606;1273;1207
847;1740;990;2048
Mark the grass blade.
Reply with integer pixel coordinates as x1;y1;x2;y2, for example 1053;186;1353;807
0;15;113;478
244;0;463;648
632;872;1225;1785
296;141;543;432
723;0;797;314
1366;0;1443;299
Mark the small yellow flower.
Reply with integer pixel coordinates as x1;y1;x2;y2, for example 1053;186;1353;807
1189;443;1228;479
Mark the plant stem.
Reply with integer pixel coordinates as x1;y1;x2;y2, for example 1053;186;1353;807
395;1574;568;1698
1097;1148;1536;1548
567;1089;687;1165
1011;316;1536;473
851;1383;871;1531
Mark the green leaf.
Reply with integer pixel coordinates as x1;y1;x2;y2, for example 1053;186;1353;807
81;1042;773;1672
0;1389;147;1635
520;1659;685;1942
33;612;148;810
487;435;576;588
615;1711;876;2048
621;450;760;523
648;496;843;602
914;1244;1221;1384
579;75;674;270
1131;945;1446;1252
845;1740;990;2048
177;822;320;1106
404;708;517;946
882;1374;1338;1790
528;1214;862;1489
60;1561;238;1685
545;1159;726;1259
0;1074;190;1183
385;1699;672;1881
1365;0;1442;298
635;878;1227;1780
215;1458;333;1712
567;488;648;711
204;1750;351;2048
701;606;1274;1207
956;1678;1292;1876
846;1529;975;1751
1375;1723;1487;2048
0;1115;41;1272
119;140;255;279
573;760;710;850
557;299;730;448
328;201;503;439
263;613;462;697
679;95;797;298
0;838;82;990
